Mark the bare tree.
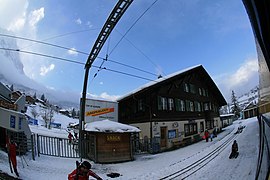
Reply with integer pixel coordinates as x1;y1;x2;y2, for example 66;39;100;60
31;107;39;119
42;107;54;129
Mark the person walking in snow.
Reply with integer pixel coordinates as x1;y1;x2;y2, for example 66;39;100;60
229;140;239;159
68;161;102;180
6;136;19;177
213;127;217;137
68;132;73;144
204;130;209;142
210;133;214;142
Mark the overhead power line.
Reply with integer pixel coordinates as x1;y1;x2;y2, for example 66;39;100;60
0;47;157;82
20;28;100;50
109;0;160;55
0;33;158;77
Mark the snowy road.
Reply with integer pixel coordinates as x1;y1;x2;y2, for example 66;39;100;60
0;117;259;180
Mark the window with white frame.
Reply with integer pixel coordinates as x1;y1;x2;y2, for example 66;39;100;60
180;100;185;111
175;99;181;111
137;99;145;111
190;101;194;112
184;123;198;136
186;100;191;111
158;96;167;110
190;84;196;94
204;102;209;111
199;88;202;96
168;98;174;111
195;101;201;112
184;83;189;92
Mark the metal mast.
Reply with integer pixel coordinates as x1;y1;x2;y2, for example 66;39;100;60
79;0;133;161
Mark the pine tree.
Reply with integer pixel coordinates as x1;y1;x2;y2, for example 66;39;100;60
231;90;241;118
41;94;45;101
33;92;37;99
10;84;14;91
71;108;76;118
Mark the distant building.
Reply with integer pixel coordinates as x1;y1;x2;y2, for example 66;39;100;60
117;65;227;151
242;101;258;119
220;113;235;128
0;82;31;151
59;109;71;117
26;95;35;105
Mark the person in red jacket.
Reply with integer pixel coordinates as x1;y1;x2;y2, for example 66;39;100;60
68;161;102;180
6;136;19;177
68;132;73;144
204;130;209;142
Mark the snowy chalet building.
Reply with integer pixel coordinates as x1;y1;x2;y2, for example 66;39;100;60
117;65;227;151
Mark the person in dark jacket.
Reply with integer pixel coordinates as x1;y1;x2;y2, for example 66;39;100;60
229;140;239;159
68;161;102;180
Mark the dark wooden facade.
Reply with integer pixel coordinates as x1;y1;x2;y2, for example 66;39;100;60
84;132;133;163
243;103;258;119
118;65;226;150
119;65;226;124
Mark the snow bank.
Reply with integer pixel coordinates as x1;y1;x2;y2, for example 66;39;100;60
84;119;140;133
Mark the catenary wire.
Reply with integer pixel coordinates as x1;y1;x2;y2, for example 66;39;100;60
0;33;158;77
114;29;165;76
0;47;158;82
19;28;100;50
109;0;160;56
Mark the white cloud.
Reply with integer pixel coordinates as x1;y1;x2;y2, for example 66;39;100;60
0;0;28;31
28;7;45;28
67;48;78;56
226;60;258;87
215;58;259;102
75;18;82;25
87;92;120;101
40;64;55;76
8;17;26;32
99;82;103;85
86;21;93;28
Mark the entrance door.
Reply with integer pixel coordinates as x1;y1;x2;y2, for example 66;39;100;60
160;127;167;148
0;127;7;148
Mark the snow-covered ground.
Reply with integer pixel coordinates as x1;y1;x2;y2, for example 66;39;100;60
0;117;259;180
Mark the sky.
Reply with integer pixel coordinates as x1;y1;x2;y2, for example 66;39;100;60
0;111;259;179
0;0;259;104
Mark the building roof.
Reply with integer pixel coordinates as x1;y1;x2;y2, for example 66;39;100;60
117;65;227;106
84;119;140;133
220;113;235;117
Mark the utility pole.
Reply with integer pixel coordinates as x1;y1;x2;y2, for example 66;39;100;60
79;0;133;161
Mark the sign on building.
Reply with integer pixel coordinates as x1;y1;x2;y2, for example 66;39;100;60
84;98;118;123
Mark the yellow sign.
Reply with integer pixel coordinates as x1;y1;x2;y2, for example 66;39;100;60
107;135;121;142
86;108;114;117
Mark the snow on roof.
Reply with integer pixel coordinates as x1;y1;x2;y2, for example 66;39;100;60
220;113;235;117
117;64;202;101
84;119;141;133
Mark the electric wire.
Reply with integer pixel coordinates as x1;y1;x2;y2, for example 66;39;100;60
109;0;160;56
114;29;164;76
0;47;158;82
0;33;89;56
0;33;158;77
19;28;100;50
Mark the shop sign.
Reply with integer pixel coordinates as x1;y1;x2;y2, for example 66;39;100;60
107;135;121;142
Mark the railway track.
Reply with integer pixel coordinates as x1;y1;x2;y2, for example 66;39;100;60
160;132;238;180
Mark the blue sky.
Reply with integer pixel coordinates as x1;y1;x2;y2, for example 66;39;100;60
0;0;258;103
